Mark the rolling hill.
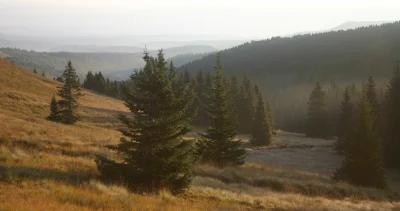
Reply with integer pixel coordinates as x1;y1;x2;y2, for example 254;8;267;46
182;21;400;90
0;45;216;80
181;21;400;131
1;59;399;210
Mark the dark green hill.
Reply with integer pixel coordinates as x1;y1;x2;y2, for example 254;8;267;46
181;21;400;132
182;21;400;90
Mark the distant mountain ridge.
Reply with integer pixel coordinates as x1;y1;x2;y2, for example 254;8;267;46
332;21;388;31
0;45;215;80
48;45;144;53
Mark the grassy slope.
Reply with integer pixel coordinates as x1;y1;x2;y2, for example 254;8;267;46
0;59;399;210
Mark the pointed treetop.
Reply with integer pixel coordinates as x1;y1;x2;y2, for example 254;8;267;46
143;49;150;62
214;53;223;71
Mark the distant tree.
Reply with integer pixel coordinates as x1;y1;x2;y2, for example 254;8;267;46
228;76;241;130
382;65;400;168
364;76;380;122
306;82;328;138
33;68;37;74
237;77;255;134
250;90;272;146
97;51;194;194
334;96;385;188
83;71;124;98
265;100;276;135
335;87;353;153
94;72;106;93
57;61;81;124
183;69;191;84
47;95;59;121
83;71;95;89
192;71;210;126
197;55;245;167
41;71;45;77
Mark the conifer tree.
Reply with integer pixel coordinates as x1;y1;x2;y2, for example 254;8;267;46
265;100;275;135
192;71;210;126
382;65;400;168
306;82;328;138
47;95;59;121
334;96;385;188
228;76;241;130
97;50;194;194
250;90;272;146
336;87;353;153
237;77;255;134
57;61;81;124
197;55;245;167
183;70;191;84
83;71;95;89
364;76;380;117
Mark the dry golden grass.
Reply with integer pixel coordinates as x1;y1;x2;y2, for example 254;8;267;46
1;59;400;210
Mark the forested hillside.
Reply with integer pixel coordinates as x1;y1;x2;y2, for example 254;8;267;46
182;21;400;131
183;22;400;89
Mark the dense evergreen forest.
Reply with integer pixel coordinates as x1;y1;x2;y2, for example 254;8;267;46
305;68;400;187
181;22;400;132
80;63;273;138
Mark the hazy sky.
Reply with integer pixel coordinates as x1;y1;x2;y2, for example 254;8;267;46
1;0;400;40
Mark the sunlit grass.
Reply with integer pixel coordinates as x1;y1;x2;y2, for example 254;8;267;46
1;59;400;210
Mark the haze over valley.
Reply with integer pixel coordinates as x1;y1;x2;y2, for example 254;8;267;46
1;1;400;210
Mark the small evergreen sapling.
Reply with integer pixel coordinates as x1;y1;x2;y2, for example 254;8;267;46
47;95;59;121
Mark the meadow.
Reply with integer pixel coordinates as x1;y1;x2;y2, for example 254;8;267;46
1;59;399;210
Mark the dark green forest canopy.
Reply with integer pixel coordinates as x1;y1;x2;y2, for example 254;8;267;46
181;21;400;91
180;22;400;132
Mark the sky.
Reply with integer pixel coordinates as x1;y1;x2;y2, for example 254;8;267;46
0;0;400;40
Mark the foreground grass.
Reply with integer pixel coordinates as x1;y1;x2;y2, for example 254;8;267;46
194;164;399;201
1;59;400;210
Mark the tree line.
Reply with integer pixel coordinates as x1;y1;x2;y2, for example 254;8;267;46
83;71;126;99
180;22;400;134
306;65;400;188
47;51;274;194
189;68;274;145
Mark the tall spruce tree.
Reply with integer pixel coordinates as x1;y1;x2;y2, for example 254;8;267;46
197;55;245;167
83;71;95;89
57;61;80;124
265;100;275;135
229;76;241;130
364;76;380;117
334;96;385;188
335;87;353;153
306;82;328;138
382;64;400;168
192;71;210;126
47;95;59;121
237;77;255;134
97;50;194;194
250;90;272;146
